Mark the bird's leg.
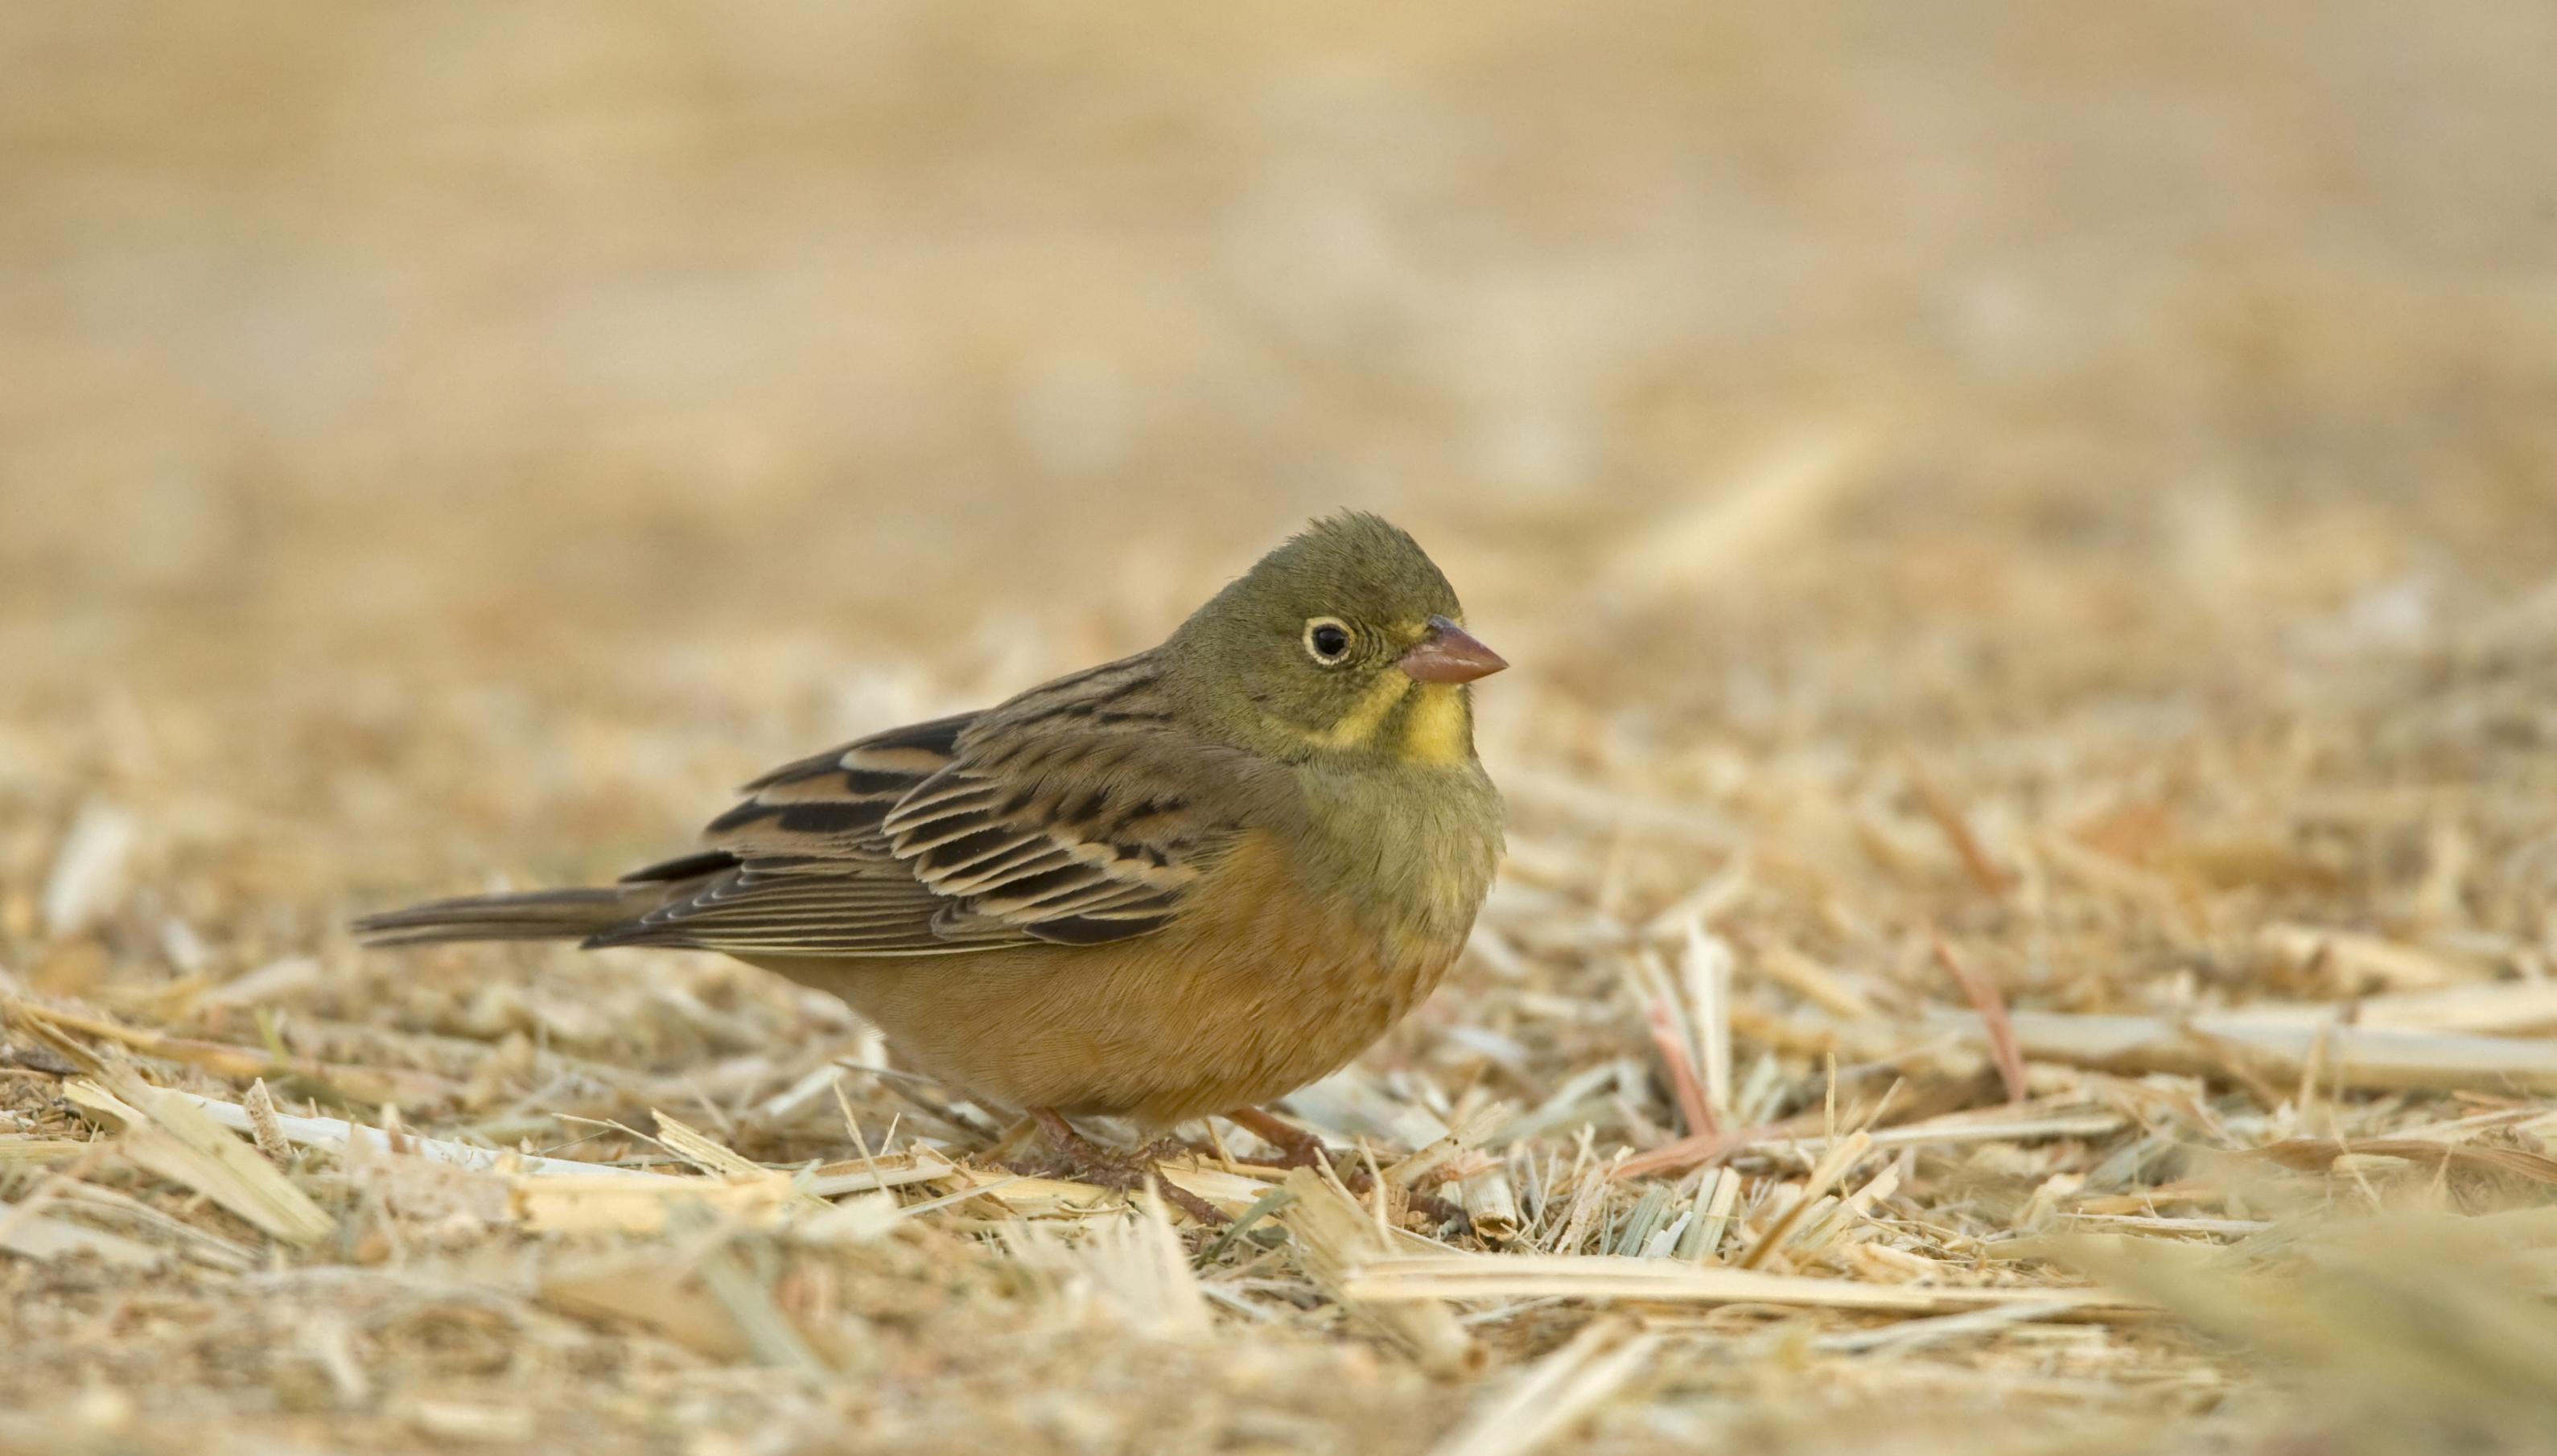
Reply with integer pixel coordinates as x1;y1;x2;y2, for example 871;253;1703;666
1225;1106;1332;1170
1020;1107;1230;1226
1224;1106;1469;1231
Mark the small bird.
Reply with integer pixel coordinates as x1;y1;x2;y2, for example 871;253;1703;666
356;513;1505;1212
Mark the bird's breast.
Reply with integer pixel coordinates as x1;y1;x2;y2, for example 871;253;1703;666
1283;759;1504;961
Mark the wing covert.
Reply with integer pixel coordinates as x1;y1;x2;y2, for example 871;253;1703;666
591;656;1271;956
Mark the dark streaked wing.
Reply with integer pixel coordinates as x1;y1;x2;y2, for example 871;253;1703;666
693;710;975;863
590;655;1262;956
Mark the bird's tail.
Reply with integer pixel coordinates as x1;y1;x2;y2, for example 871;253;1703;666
350;886;649;947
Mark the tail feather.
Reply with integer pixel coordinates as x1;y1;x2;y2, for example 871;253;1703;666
351;886;649;948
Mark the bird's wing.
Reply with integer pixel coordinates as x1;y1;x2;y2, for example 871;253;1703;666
590;656;1266;955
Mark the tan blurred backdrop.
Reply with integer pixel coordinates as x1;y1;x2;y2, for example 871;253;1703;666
10;1;2553;642
0;0;2547;918
9;0;2555;941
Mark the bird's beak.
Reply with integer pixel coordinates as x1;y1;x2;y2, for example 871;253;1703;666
1398;615;1508;685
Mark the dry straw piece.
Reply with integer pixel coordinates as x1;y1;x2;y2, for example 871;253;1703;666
1278;1166;1481;1377
1345;1254;2146;1316
61;1076;335;1246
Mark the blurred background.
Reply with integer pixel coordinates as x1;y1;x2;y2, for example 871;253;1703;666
9;0;2555;929
8;0;2553;896
5;3;2557;1453
9;0;2552;695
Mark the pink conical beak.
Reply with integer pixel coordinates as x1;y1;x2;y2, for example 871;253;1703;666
1398;615;1507;685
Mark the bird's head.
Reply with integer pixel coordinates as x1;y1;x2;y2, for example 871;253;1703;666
1165;512;1505;767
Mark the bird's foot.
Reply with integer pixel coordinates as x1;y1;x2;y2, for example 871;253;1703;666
1223;1107;1469;1231
1018;1108;1230;1225
1225;1106;1333;1171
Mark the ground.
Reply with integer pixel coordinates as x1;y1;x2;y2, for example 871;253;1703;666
5;4;2557;1454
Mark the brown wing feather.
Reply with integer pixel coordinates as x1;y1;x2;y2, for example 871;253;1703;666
591;655;1278;956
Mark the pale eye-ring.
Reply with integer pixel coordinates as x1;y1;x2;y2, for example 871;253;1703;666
1303;617;1354;665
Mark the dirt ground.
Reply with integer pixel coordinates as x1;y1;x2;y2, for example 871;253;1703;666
6;4;2557;1453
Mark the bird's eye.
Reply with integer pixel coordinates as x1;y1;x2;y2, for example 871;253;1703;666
1303;618;1354;664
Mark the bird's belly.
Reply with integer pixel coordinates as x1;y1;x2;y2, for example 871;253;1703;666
748;835;1462;1126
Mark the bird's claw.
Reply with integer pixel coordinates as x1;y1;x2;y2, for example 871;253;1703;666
1017;1109;1231;1226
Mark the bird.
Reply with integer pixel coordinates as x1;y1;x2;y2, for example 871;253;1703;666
353;512;1506;1219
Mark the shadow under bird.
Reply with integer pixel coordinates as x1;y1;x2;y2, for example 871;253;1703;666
355;512;1507;1219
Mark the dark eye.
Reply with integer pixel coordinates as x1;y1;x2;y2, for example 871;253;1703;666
1303;618;1353;664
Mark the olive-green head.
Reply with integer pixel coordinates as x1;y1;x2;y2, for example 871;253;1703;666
1164;512;1505;765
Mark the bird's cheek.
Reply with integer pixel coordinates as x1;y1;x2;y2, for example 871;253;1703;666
1311;673;1414;749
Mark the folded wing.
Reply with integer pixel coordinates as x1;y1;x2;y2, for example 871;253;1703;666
588;656;1263;956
